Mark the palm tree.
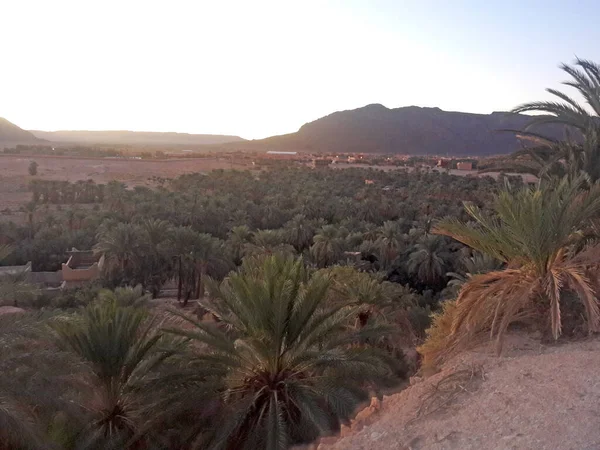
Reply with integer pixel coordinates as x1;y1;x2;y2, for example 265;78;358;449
323;265;417;337
0;309;64;449
375;220;404;269
227;225;253;265
284;214;315;251
167;226;198;303
105;181;129;214
190;233;230;301
430;175;600;360
22;201;37;238
505;59;600;182
493;120;600;182
244;230;295;258
165;255;399;450
137;219;172;297
309;225;344;267
446;252;504;289
97;285;150;308
513;58;600;132
52;299;172;448
407;235;451;287
0;271;40;307
94;222;140;273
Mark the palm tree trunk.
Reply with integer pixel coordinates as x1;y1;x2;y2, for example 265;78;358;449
195;264;207;299
177;256;183;302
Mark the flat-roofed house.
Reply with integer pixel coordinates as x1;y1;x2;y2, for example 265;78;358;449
61;248;104;288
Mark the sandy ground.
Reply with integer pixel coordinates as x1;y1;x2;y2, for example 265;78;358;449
0;154;251;221
0;154;248;184
318;333;600;450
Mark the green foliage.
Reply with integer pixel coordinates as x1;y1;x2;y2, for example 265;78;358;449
45;285;102;309
407;235;452;287
445;251;504;294
97;284;150;308
0;271;40;307
166;254;402;449
51;299;172;448
0;163;508;447
310;225;346;267
0;311;77;449
513;57;600;132
428;175;600;367
508;58;600;183
28;160;38;176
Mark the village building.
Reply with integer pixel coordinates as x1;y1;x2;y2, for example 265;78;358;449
0;248;103;291
61;248;104;288
456;161;473;171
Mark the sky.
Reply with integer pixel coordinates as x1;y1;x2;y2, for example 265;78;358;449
1;0;599;139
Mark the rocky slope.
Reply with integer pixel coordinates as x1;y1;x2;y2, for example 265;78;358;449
317;333;600;450
0;118;42;145
29;130;245;147
241;104;562;156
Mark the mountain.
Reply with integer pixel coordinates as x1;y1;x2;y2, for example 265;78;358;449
0;118;42;145
240;104;561;156
29;130;245;147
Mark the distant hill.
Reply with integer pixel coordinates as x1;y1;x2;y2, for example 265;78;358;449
238;104;562;156
29;130;246;147
0;118;42;145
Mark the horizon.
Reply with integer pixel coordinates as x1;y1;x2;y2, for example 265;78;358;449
2;0;598;139
8;103;530;140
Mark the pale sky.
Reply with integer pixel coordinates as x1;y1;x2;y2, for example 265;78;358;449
1;0;598;139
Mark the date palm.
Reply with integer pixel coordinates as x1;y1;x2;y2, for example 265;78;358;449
513;57;600;132
446;252;504;289
375;220;404;269
0;311;69;450
167;226;199;303
244;230;295;258
500;116;600;182
166;255;399;450
94;222;140;273
432;175;600;357
227;225;253;265
52;299;172;449
407;235;451;286
190;233;230;300
284;214;315;252
309;225;344;267
508;58;600;182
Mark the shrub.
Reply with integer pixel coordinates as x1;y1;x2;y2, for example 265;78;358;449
28;160;38;176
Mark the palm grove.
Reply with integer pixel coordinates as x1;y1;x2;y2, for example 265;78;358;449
2;58;600;449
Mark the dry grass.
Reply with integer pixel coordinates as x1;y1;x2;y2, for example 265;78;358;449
409;364;484;424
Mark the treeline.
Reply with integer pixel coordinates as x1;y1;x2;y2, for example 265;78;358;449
30;179;105;204
4;144;122;157
5;168;505;300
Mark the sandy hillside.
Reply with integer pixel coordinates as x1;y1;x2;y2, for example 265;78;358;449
318;334;600;450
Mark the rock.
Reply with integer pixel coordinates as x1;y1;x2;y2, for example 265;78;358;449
354;397;381;423
340;424;352;438
409;376;423;385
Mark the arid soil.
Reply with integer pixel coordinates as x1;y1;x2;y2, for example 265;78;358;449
0;154;247;184
0;154;251;221
318;333;600;450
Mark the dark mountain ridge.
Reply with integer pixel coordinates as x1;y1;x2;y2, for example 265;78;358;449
2;104;562;156
239;104;562;156
0;118;43;145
